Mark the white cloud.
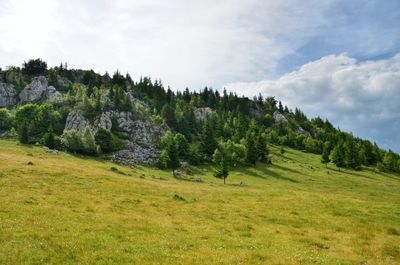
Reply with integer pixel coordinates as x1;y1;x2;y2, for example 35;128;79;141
0;0;335;89
226;53;400;151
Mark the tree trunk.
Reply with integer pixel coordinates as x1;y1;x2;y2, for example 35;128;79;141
224;177;226;185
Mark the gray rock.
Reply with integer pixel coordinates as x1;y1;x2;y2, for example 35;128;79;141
45;86;62;101
19;76;48;103
0;83;17;107
57;75;72;87
19;76;62;103
273;111;288;123
64;109;168;165
64;110;89;133
194;107;213;121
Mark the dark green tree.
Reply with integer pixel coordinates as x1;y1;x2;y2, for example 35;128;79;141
344;139;361;170
161;131;180;171
321;142;331;168
22;59;47;76
331;143;345;171
245;121;258;165
95;128;115;153
212;142;230;184
200;119;217;160
256;132;268;163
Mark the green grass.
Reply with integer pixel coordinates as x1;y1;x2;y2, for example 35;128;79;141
0;139;399;264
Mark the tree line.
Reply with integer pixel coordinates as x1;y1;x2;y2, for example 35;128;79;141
1;59;399;183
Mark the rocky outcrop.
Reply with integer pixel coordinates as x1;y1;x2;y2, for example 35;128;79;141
111;141;160;166
0;83;17;107
57;75;72;87
19;76;61;103
194;107;213;121
64;110;168;165
273;111;289;124
64;110;89;132
273;110;310;136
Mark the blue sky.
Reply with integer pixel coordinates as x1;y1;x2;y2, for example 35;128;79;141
0;0;399;151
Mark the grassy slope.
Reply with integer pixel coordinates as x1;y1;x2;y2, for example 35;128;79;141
0;139;399;265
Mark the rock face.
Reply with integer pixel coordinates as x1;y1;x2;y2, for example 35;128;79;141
0;83;17;107
64;110;167;165
194;107;213;121
273;111;289;124
19;76;61;103
273;110;310;136
64;110;89;132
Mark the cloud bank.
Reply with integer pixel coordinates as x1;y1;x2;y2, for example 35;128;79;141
226;53;400;151
0;0;399;150
0;0;339;89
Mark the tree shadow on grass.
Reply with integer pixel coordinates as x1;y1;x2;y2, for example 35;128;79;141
330;167;376;179
240;166;299;183
271;163;307;176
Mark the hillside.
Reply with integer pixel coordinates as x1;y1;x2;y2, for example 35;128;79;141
1;139;399;264
1;59;400;175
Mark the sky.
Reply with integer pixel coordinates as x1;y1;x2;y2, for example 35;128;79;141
0;0;399;151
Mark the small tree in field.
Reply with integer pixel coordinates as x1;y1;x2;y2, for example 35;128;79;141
212;144;229;184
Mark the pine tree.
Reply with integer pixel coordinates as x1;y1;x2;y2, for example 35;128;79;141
161;131;180;171
331;143;345;171
321;142;331;168
256;132;268;163
19;122;29;144
245;131;257;166
344;139;361;170
200;120;217;160
214;157;229;184
212;144;229;184
95;128;114;153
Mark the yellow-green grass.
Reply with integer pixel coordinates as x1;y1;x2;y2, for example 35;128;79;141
0;139;399;265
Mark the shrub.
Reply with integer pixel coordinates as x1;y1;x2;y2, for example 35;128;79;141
95;128;114;153
0;109;12;131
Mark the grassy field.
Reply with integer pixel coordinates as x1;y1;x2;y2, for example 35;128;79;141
0;139;399;264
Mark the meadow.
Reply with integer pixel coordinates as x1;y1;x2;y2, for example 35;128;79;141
0;139;399;264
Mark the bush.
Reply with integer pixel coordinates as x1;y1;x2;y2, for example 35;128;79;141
62;128;99;155
82;127;99;155
0;109;12;131
95;128;114;153
62;130;84;153
43;131;61;149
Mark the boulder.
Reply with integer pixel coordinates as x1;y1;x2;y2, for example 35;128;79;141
194;107;212;121
273;111;288;123
19;76;62;103
64;110;89;133
57;75;72;87
45;86;62;101
0;83;17;107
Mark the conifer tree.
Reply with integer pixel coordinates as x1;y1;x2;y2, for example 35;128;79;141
245;121;258;165
321;142;331;168
161;131;180;171
200;120;217;160
344;139;361;170
256;132;268;163
331;143;345;171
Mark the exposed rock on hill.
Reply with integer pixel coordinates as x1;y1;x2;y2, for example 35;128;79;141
64;110;168;165
194;107;213;121
0;83;17;107
273;111;289;124
19;76;61;103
